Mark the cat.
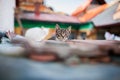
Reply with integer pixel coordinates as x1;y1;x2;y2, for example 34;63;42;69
25;25;72;41
54;24;71;41
25;27;50;41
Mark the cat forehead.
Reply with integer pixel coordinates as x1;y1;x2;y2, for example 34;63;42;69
59;28;66;30
56;28;69;32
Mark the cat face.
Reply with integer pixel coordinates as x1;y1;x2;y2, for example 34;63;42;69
55;24;71;41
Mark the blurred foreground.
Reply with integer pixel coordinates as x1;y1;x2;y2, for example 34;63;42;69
0;34;120;80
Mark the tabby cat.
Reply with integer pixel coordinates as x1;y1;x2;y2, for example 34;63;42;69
55;24;71;41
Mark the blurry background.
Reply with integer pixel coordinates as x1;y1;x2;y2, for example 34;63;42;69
45;0;112;15
0;0;120;40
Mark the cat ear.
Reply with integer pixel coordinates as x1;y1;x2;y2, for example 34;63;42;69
67;26;71;31
55;24;60;30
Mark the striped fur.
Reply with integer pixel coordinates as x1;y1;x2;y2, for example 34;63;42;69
55;24;71;41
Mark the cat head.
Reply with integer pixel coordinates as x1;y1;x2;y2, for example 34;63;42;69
55;24;71;41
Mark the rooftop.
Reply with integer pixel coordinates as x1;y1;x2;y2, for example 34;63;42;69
91;3;120;27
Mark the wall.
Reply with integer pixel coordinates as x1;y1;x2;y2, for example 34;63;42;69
0;0;15;32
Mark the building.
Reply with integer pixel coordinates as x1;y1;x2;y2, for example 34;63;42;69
92;2;120;39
